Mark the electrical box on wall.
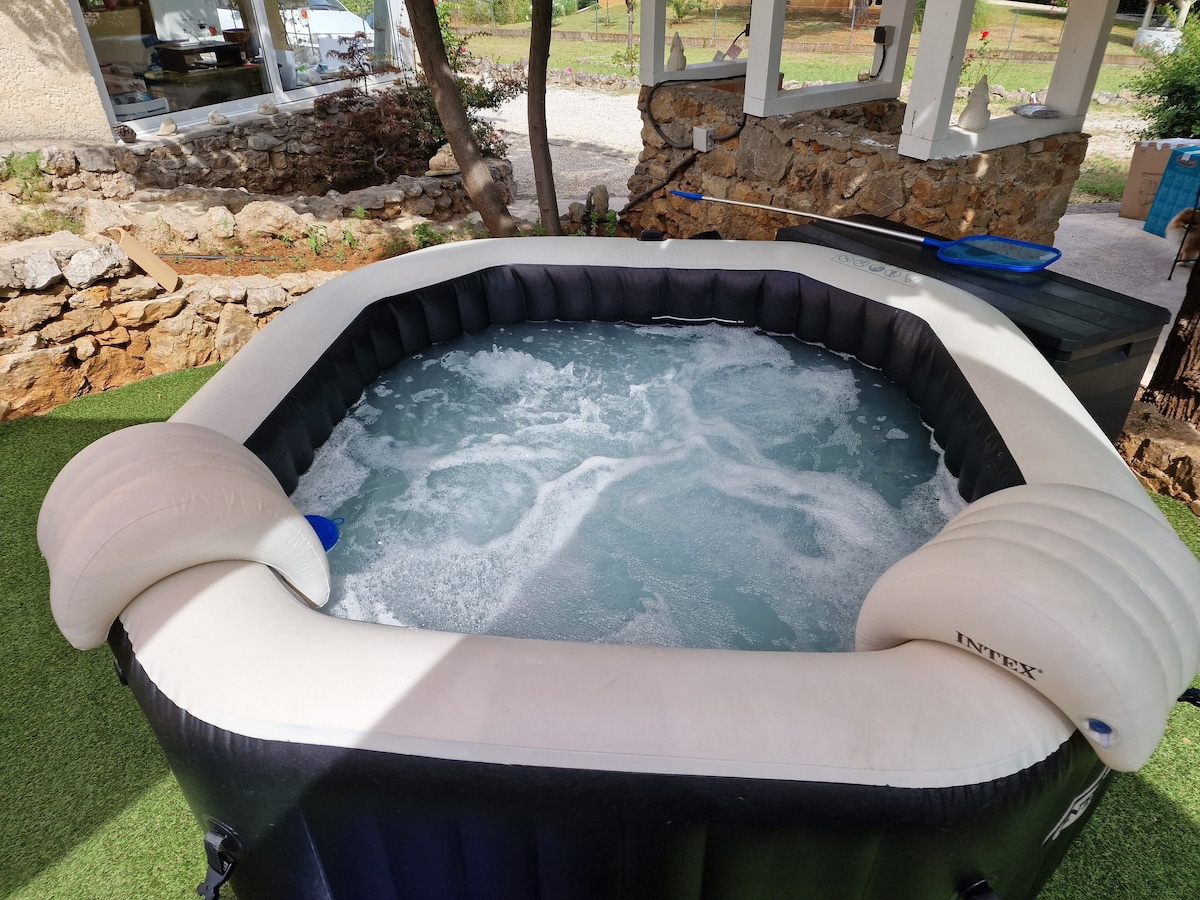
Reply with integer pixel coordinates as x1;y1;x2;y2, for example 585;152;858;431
693;125;715;153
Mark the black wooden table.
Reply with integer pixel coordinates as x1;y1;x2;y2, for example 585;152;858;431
775;220;1171;440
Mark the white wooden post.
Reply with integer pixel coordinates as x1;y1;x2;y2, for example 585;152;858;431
639;0;747;85
1045;0;1120;118
898;0;1105;159
743;0;915;117
899;0;975;155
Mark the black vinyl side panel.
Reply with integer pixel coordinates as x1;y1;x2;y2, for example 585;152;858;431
111;627;1109;900
245;265;1024;499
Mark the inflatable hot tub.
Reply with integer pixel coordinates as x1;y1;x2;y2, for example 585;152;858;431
40;239;1200;900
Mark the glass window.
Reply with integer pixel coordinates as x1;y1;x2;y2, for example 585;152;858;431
79;0;410;123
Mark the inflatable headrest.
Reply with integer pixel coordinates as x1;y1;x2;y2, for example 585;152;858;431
857;483;1200;771
39;422;331;651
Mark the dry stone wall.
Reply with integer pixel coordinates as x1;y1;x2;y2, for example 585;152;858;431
17;133;511;218
0;231;338;420
627;82;1088;246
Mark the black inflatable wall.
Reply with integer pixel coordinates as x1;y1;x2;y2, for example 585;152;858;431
112;265;1112;900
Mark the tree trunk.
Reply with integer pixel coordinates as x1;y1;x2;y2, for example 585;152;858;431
528;0;562;234
1143;258;1200;426
406;0;517;237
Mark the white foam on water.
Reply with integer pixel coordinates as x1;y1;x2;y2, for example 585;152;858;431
296;322;966;651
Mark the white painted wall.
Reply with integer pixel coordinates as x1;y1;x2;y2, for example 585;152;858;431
0;0;113;144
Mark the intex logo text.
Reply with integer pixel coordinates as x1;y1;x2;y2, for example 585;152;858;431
955;632;1043;681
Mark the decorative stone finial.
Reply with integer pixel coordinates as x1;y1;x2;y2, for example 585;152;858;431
957;75;991;132
157;118;178;136
667;32;688;71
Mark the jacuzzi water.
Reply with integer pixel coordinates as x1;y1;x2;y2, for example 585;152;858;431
292;322;965;652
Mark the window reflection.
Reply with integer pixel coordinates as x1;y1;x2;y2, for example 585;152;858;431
80;0;401;123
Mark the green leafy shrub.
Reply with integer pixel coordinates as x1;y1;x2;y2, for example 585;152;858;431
412;222;444;248
1130;18;1200;139
0;151;48;201
307;22;525;195
668;0;704;24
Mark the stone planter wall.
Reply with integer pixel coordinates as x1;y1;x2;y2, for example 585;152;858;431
19;106;512;203
626;82;1088;245
0;231;338;420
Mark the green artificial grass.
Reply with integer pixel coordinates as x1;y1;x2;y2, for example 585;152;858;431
1;365;1198;898
0;366;220;899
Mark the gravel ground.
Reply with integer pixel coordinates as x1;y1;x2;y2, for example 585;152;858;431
484;84;645;218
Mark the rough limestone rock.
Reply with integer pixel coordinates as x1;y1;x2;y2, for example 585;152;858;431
39;307;115;344
144;307;216;375
245;282;290;316
0;333;41;354
204;206;237;240
68;285;111;309
80;345;146;393
0;292;67;333
0;347;83;420
110;296;186;327
72;335;100;360
1117;402;1200;515
235;200;306;241
62;244;130;289
0;259;20;296
80;199;137;236
215;303;257;361
110;275;161;302
39;146;78;177
17;250;63;291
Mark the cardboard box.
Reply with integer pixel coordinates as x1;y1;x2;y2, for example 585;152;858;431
1120;139;1200;220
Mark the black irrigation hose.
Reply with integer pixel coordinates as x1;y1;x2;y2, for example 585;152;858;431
620;151;701;216
643;74;750;150
622;73;750;216
159;254;281;261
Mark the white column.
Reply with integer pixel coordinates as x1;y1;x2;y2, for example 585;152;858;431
899;0;975;154
1045;0;1120;118
638;0;667;86
743;0;787;113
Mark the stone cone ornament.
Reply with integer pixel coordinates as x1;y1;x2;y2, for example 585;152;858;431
958;75;991;132
667;32;687;71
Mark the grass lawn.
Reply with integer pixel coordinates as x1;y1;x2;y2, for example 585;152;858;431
2;365;1197;898
460;0;1147;95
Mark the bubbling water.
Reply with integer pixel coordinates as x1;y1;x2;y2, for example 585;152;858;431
291;322;964;652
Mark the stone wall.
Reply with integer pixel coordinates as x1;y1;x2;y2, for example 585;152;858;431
0;231;338;420
1118;403;1200;517
626;82;1088;245
17;108;409;198
9;105;513;202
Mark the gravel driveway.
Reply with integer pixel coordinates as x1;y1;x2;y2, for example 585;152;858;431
484;85;646;217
